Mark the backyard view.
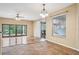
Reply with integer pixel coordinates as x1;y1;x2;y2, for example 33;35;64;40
2;24;27;37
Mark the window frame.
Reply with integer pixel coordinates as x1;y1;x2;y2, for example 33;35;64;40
2;24;10;37
52;14;67;38
2;24;27;38
9;24;16;37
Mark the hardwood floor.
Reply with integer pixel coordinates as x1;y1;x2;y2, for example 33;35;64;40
2;38;79;55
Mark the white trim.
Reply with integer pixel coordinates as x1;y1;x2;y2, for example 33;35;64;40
52;12;68;18
47;39;79;51
52;13;68;39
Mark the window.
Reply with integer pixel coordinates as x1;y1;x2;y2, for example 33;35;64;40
16;25;22;36
9;25;16;36
2;25;9;36
21;25;27;35
2;24;27;37
52;15;66;37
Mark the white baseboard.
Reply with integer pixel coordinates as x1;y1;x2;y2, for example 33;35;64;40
47;39;79;52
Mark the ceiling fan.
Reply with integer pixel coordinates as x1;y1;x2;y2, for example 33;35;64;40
15;10;25;20
37;4;48;22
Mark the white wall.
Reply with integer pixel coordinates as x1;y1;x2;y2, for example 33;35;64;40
46;4;79;51
76;4;79;50
33;21;41;38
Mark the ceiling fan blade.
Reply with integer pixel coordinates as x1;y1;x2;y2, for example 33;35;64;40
19;16;25;18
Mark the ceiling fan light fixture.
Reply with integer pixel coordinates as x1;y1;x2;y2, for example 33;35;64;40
16;17;21;20
40;14;47;18
40;14;45;18
15;13;21;20
40;4;48;18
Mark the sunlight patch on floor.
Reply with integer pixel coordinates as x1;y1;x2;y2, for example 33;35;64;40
40;38;46;41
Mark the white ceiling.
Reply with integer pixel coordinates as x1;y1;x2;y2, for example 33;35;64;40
0;3;73;21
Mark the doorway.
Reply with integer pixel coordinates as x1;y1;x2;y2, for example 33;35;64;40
41;22;46;38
